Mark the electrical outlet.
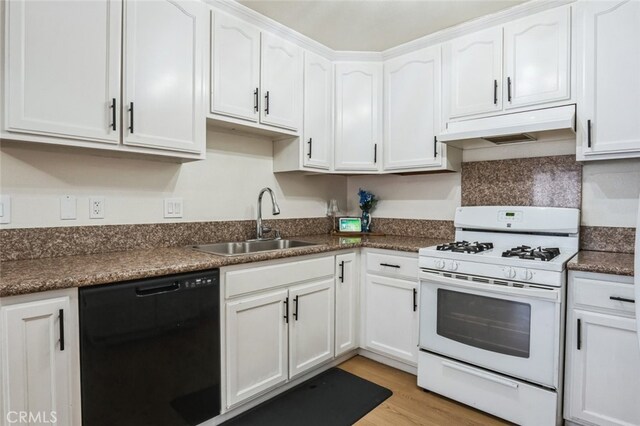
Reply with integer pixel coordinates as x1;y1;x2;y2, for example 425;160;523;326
60;195;77;220
164;198;183;218
90;197;105;219
0;195;11;224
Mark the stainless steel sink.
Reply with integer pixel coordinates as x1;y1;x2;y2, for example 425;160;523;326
192;239;318;256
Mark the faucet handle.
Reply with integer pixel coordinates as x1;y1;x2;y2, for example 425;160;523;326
261;225;272;234
274;229;281;240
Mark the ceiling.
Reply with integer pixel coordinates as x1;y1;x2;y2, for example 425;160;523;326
238;0;528;51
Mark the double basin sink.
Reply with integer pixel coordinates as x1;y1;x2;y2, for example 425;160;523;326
193;239;318;257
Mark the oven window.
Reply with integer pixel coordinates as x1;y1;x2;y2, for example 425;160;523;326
437;289;531;358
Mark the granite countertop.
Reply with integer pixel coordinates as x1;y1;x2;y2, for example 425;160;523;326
0;234;445;297
567;250;635;277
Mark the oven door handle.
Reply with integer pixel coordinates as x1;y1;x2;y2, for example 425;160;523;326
442;360;519;389
419;271;560;302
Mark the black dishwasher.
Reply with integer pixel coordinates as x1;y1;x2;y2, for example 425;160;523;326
80;270;220;426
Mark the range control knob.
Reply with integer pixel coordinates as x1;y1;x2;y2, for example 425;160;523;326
520;269;533;280
435;259;446;269
503;267;516;279
448;261;459;271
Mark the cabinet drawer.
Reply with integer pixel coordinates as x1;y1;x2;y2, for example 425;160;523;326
225;256;334;298
572;275;636;316
366;252;418;280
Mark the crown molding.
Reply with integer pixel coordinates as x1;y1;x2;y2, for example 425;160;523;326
205;0;576;63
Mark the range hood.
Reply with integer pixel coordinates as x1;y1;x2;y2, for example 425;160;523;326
438;105;576;147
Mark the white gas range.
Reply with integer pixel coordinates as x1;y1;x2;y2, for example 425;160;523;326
417;206;580;426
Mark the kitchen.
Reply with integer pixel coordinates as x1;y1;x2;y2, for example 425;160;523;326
0;0;639;425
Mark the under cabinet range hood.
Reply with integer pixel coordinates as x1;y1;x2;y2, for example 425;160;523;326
438;105;576;147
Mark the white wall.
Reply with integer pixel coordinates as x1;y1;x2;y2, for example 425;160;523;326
347;139;640;227
0;128;347;228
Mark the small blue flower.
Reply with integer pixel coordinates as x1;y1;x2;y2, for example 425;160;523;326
358;188;378;213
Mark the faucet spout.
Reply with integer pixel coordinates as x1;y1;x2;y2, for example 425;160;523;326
256;187;281;240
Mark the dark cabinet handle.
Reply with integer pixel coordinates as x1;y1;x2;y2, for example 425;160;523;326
434;136;438;157
59;309;65;351
307;138;313;159
128;102;134;133
339;261;345;283
507;77;512;102
110;98;116;131
493;80;498;105
293;295;299;321
587;119;592;148
373;144;377;164
254;88;259;113
610;296;635;303
577;318;582;350
283;297;289;323
264;91;270;115
412;288;417;312
380;263;400;268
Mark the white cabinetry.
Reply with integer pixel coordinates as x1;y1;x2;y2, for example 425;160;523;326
123;0;207;154
211;12;261;122
443;5;571;121
576;0;640;160
362;250;419;366
223;256;335;408
3;0;207;160
0;289;81;426
302;52;333;170
4;0;121;145
564;271;640;426
334;63;383;172
335;252;359;356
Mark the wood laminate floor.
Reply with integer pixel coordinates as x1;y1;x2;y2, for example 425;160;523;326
338;356;510;426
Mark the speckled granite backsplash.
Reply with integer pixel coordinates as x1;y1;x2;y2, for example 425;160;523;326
370;218;455;240
462;155;582;208
580;226;636;254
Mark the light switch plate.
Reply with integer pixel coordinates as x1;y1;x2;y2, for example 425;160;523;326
164;198;183;218
60;195;77;220
0;195;11;224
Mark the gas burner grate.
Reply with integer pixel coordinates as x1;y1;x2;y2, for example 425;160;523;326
501;246;561;262
436;241;494;254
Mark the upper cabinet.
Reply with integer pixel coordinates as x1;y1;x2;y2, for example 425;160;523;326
3;0;207;160
210;12;302;134
576;0;640;161
384;46;459;172
334;63;383;172
504;7;571;110
5;0;121;145
123;0;207;154
211;13;261;122
445;27;503;118
303;52;333;170
443;6;572;121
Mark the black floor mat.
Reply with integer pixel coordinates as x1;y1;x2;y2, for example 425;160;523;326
222;367;392;426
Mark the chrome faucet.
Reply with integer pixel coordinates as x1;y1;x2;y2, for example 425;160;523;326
255;187;281;240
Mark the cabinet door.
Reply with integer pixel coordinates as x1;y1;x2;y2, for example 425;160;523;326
578;0;640;155
303;52;333;170
226;289;288;407
384;46;441;170
504;6;571;109
123;0;207;153
1;297;75;425
334;63;383;171
335;253;358;356
566;310;640;426
288;279;335;379
445;26;503;118
260;33;303;131
5;0;121;144
363;274;418;364
211;12;261;122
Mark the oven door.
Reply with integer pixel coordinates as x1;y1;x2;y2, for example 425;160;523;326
419;271;563;388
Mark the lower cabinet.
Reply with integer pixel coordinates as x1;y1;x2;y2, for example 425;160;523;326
335;252;359;356
363;272;419;365
564;271;640;426
224;256;336;408
0;288;81;425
